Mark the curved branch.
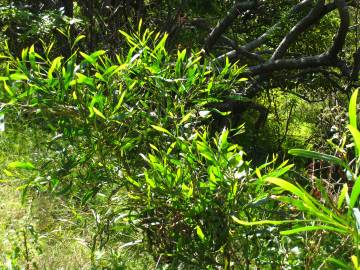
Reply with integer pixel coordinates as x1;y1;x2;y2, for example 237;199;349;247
245;1;349;76
327;0;350;58
217;1;336;62
270;0;325;60
247;54;330;75
243;0;314;51
204;1;257;53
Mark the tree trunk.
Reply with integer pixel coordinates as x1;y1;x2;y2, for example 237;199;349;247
63;0;74;17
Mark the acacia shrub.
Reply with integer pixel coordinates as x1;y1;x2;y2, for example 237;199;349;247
0;26;291;266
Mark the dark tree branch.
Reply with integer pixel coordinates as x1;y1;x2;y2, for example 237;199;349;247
345;48;360;93
215;0;326;62
215;43;265;63
63;0;73;17
246;54;330;75
220;1;337;62
136;0;145;21
204;1;257;53
244;0;349;76
271;0;325;60
327;0;350;58
243;0;314;51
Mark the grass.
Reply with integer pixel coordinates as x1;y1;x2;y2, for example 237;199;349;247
0;115;155;269
0;117;91;269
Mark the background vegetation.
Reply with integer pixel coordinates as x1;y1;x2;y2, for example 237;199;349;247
1;0;360;269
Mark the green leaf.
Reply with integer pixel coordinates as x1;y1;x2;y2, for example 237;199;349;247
179;112;193;125
196;141;214;162
266;177;306;199
348;125;360;157
232;216;304;226
72;73;95;87
353;208;360;231
48;56;63;79
3;81;14;96
326;257;352;270
151;125;171;135
119;30;137;46
349;89;358;129
266;164;294;178
289;149;346;168
218;128;229;150
154;33;168;55
92;107;106;119
10;73;28;81
351;177;360;209
266;177;318;213
28;44;36;69
21;47;28;62
112;90;127;114
352;255;359;269
80;50;106;64
196;225;206;241
280;225;348;235
72;35;86;49
166;142;176;155
8;161;35;170
126;176;141;188
338;183;348;209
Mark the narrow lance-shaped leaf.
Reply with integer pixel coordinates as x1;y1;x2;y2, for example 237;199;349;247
72;35;86;49
9;73;28;81
112;89;127;114
266;177;320;215
92;107;106;120
348;125;360;158
48;56;63;79
232;216;309;226
3;81;14;96
326;257;352;270
353;208;360;232
289;149;346;168
281;225;348;235
338;183;348;209
8;161;35;170
151;125;171;135
349;89;358;130
350;176;360;208
196;225;206;242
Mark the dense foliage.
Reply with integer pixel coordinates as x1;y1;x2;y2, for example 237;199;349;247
1;0;360;269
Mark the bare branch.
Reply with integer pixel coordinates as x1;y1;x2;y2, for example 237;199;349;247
204;1;257;53
326;0;350;58
243;0;314;51
243;1;349;77
271;0;325;60
345;48;360;92
247;54;330;75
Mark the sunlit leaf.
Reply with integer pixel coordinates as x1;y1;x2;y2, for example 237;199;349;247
92;107;106;119
8;161;35;170
10;73;28;81
348;125;360;157
72;35;86;49
281;225;347;235
151;125;171;135
338;183;348;209
349;89;358;130
350;176;360;208
196;225;206;242
289;149;346;168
